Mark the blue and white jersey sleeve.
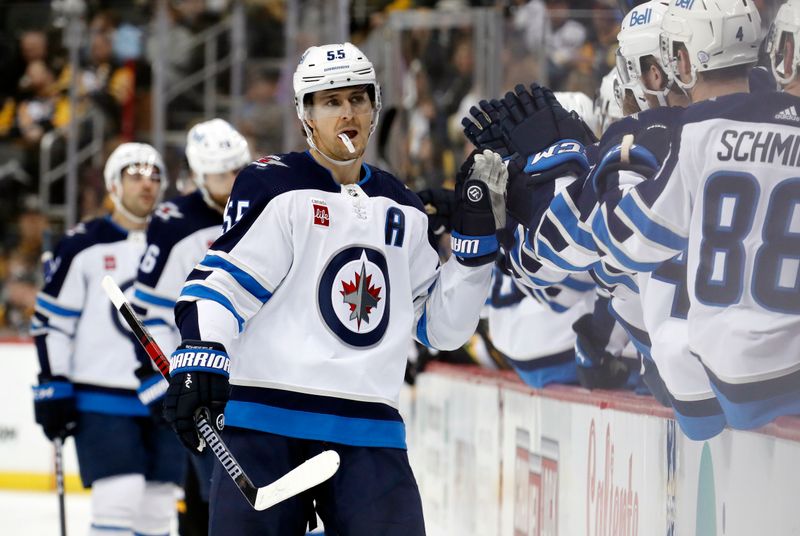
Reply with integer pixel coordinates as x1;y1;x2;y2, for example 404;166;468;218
590;117;690;273
411;221;493;351
176;174;290;349
133;195;222;356
30;230;87;379
523;175;604;274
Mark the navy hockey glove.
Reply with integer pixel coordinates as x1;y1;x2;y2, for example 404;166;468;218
451;150;505;266
499;83;597;155
33;376;78;441
417;187;456;237
572;314;632;390
163;340;231;453
461;99;511;157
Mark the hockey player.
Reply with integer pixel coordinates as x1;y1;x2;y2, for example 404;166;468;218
161;42;501;535
465;0;738;438
31;143;184;535
767;0;800;94
509;0;800;432
132;119;251;536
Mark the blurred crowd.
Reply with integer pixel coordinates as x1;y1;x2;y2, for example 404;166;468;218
0;0;286;334
0;0;777;337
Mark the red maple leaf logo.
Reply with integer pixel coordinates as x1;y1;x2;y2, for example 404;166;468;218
340;265;382;330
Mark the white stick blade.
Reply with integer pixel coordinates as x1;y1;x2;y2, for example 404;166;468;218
254;449;340;511
102;275;128;308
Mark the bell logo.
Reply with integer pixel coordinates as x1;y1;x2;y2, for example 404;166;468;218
313;204;330;227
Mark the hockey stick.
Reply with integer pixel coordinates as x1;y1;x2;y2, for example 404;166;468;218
101;276;340;511
54;437;67;536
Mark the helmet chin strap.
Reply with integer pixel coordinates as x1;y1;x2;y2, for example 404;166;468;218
196;180;226;214
303;122;359;166
110;192;150;225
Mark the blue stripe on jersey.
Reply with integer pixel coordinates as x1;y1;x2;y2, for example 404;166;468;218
90;524;131;532
35;296;81;317
618;194;688;251
549;193;596;250
225;401;407;449
357;163;372;186
199;254;273;303
591;210;662;272
416;308;431;347
142;318;169;328
509;238;565;288
533;237;588;272
75;391;148;416
606;302;652;360
561;275;595;292
134;288;176;308
180;284;245;331
592;263;639;293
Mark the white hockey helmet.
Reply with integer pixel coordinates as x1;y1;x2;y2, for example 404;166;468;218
293;42;381;164
616;0;671;109
767;0;800;86
186;118;251;183
554;91;599;136
595;69;625;134
659;0;761;90
103;142;167;223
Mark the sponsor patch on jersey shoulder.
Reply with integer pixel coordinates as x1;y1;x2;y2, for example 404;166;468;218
311;199;330;227
104;255;116;271
253;155;288;168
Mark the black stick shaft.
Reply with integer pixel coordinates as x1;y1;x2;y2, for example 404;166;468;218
55;437;67;536
108;289;259;505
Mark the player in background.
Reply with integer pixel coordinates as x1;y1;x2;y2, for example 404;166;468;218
469;0;752;438
30;143;184;536
487;92;602;388
767;0;800;94
131;119;251;536
576;0;800;430
161;42;502;535
595;68;625;133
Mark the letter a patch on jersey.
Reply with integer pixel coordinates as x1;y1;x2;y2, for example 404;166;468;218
104;255;116;271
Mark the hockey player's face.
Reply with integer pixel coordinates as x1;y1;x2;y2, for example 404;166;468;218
119;164;161;217
204;169;239;206
307;87;373;159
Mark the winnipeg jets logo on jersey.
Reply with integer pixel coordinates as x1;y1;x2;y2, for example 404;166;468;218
318;246;391;347
153;201;184;221
340;261;382;330
65;223;87;237
254;155;288;168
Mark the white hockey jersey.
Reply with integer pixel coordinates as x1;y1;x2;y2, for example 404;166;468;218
132;190;223;357
592;92;800;428
31;217;149;416
175;152;493;448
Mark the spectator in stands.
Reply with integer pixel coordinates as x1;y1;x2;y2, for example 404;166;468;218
0;196;47;335
238;68;282;155
14;60;67;147
63;11;135;132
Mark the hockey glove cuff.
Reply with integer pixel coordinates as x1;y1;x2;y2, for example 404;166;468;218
164;340;231;453
33;377;78;441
